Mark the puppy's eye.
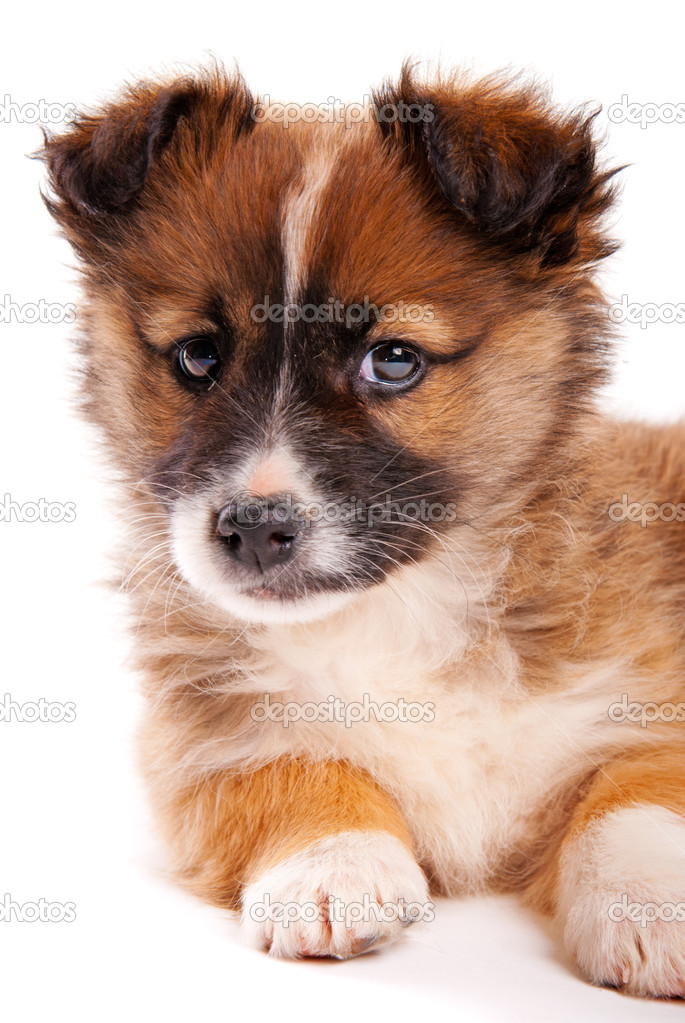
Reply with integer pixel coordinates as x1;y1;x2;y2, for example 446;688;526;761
359;343;421;385
177;338;222;385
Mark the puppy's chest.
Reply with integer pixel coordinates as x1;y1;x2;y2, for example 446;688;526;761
245;634;623;887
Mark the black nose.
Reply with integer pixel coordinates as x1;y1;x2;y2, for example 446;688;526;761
216;498;303;573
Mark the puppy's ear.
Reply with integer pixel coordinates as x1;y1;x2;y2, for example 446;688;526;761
41;85;197;219
39;70;255;237
375;67;620;267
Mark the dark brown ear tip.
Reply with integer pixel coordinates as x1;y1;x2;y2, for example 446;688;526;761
375;70;620;266
40;69;258;228
38;100;164;219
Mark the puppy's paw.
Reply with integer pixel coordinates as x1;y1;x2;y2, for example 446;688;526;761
557;805;685;997
241;830;431;959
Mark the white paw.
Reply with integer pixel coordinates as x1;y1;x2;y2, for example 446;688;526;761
241;830;432;959
557;805;685;997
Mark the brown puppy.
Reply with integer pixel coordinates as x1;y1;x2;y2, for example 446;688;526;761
41;65;685;996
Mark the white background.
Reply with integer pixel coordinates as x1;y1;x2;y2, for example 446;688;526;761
1;1;684;1020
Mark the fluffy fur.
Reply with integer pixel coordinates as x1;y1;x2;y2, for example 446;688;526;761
41;63;685;997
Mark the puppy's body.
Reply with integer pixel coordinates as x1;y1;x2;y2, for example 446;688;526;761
138;418;685;893
42;67;685;995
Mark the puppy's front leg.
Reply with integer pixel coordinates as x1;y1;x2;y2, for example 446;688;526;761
554;747;685;997
163;758;429;958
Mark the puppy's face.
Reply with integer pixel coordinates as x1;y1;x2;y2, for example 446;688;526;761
43;69;616;623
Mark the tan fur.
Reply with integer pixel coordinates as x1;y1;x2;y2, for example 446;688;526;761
527;746;685;914
566;746;685;849
155;757;412;908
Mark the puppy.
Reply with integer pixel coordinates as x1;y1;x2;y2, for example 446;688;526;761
41;65;685;997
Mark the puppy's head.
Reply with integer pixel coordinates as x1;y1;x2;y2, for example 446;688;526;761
41;65;618;624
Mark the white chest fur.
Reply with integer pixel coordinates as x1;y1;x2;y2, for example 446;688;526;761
183;557;635;891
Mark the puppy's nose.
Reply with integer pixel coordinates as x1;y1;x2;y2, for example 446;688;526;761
216;498;302;572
